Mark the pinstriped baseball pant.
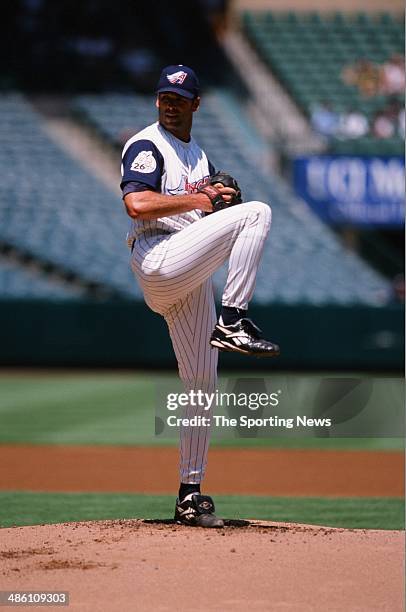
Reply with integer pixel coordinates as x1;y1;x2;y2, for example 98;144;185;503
131;201;272;483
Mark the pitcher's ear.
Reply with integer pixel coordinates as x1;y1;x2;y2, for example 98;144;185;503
192;96;200;112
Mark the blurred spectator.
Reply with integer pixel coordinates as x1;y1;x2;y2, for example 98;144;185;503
380;54;405;96
385;97;403;122
372;108;396;138
338;108;369;139
342;59;380;97
372;98;404;139
310;101;340;138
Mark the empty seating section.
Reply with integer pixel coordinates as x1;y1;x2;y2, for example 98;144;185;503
0;257;85;299
73;95;157;146
242;11;404;153
0;93;141;299
72;93;389;306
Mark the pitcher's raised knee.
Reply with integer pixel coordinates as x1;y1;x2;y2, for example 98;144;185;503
245;201;272;228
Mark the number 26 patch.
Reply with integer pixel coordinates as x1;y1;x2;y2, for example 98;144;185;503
130;151;157;173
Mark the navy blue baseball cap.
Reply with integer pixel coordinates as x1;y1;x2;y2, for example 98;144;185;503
156;65;200;99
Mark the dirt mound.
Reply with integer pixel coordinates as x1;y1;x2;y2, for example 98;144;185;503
0;520;404;611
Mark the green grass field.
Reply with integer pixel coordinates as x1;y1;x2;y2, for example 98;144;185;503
0;492;403;530
0;372;403;449
0;372;404;530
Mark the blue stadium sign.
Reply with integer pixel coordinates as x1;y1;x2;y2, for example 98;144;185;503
293;156;405;226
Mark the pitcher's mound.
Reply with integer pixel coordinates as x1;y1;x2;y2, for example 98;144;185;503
1;519;403;611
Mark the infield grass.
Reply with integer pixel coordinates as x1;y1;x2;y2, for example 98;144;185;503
0;491;403;530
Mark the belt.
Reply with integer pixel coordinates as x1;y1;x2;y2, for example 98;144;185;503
127;229;173;252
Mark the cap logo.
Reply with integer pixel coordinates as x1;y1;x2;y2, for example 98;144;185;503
166;70;188;85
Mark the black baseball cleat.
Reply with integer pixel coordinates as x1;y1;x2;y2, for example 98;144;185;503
174;493;224;528
210;318;280;357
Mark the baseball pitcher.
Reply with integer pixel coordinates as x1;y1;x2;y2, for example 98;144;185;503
121;65;280;527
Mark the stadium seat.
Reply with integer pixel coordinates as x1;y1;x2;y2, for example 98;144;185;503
0;93;140;299
0;92;391;306
0;257;86;299
242;10;404;155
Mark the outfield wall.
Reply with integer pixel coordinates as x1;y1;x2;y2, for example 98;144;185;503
0;300;403;370
231;0;404;13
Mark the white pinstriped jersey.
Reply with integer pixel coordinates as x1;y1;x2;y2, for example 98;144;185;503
121;122;213;239
120;117;273;485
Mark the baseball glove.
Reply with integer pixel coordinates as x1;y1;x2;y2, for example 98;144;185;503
198;171;242;213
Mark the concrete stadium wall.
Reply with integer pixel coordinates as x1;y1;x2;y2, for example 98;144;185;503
0;299;403;370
